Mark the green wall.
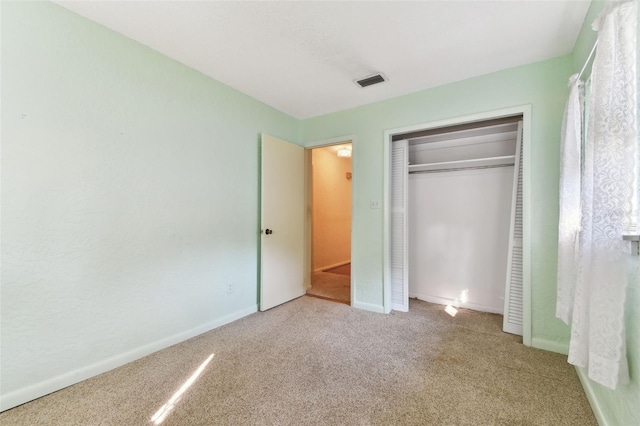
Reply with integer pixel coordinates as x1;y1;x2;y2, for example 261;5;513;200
1;1;298;409
569;2;640;425
300;55;573;346
3;0;637;423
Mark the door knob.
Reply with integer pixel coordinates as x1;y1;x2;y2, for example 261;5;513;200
265;229;273;235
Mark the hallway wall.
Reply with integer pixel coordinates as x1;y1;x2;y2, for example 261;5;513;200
312;146;352;271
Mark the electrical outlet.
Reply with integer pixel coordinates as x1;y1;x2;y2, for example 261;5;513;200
370;200;381;209
226;282;234;294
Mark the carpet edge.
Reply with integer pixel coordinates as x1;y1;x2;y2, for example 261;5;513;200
0;304;258;412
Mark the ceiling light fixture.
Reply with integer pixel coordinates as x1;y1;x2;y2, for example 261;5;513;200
337;147;352;158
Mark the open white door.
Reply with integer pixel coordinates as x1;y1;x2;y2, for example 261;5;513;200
503;121;524;335
260;134;305;311
390;140;409;312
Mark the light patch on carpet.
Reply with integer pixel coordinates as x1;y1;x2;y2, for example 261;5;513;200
151;353;214;424
443;289;471;317
445;305;458;317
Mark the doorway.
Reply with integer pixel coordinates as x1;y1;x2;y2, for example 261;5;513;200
306;143;352;304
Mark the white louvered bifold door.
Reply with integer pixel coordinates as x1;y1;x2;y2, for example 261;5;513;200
391;140;409;312
503;122;524;335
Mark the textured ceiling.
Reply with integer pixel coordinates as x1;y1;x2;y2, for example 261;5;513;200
56;1;591;119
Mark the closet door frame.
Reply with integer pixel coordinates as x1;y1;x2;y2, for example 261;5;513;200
382;105;532;347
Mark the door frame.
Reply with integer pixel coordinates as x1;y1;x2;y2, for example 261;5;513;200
305;135;357;306
382;106;532;347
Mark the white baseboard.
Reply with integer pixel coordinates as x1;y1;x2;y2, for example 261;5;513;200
352;300;385;313
0;305;258;412
530;337;569;355
409;293;504;315
314;260;350;273
575;366;609;426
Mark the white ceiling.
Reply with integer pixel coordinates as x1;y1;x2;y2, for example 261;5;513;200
56;1;591;120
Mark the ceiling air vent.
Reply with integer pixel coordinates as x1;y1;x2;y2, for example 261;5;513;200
355;73;387;88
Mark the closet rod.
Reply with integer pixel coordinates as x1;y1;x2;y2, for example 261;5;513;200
409;164;513;175
577;39;598;81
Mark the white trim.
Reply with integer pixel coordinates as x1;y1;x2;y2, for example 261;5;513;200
352;300;385;313
0;305;258;412
531;337;569;355
304;149;313;292
410;294;504;315
383;105;532;346
305;135;357;308
314;260;351;273
575;366;610;426
383;132;392;313
521;109;532;347
304;134;356;149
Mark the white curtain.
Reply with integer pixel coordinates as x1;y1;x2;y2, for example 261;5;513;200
556;75;584;325
564;0;638;390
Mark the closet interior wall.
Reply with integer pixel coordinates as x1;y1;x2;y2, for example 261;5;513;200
406;122;519;315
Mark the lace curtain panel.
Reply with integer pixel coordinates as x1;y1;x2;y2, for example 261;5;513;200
557;0;638;390
556;75;584;325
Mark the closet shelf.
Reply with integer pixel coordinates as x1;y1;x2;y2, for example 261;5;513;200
408;155;515;173
623;234;640;256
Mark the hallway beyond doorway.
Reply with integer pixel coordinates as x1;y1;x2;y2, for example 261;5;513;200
307;142;352;305
307;265;350;303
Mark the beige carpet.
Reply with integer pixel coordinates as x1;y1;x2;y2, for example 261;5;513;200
323;263;350;276
307;271;350;303
0;297;596;425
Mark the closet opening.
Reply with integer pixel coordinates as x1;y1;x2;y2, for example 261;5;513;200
306;142;353;305
383;106;531;344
